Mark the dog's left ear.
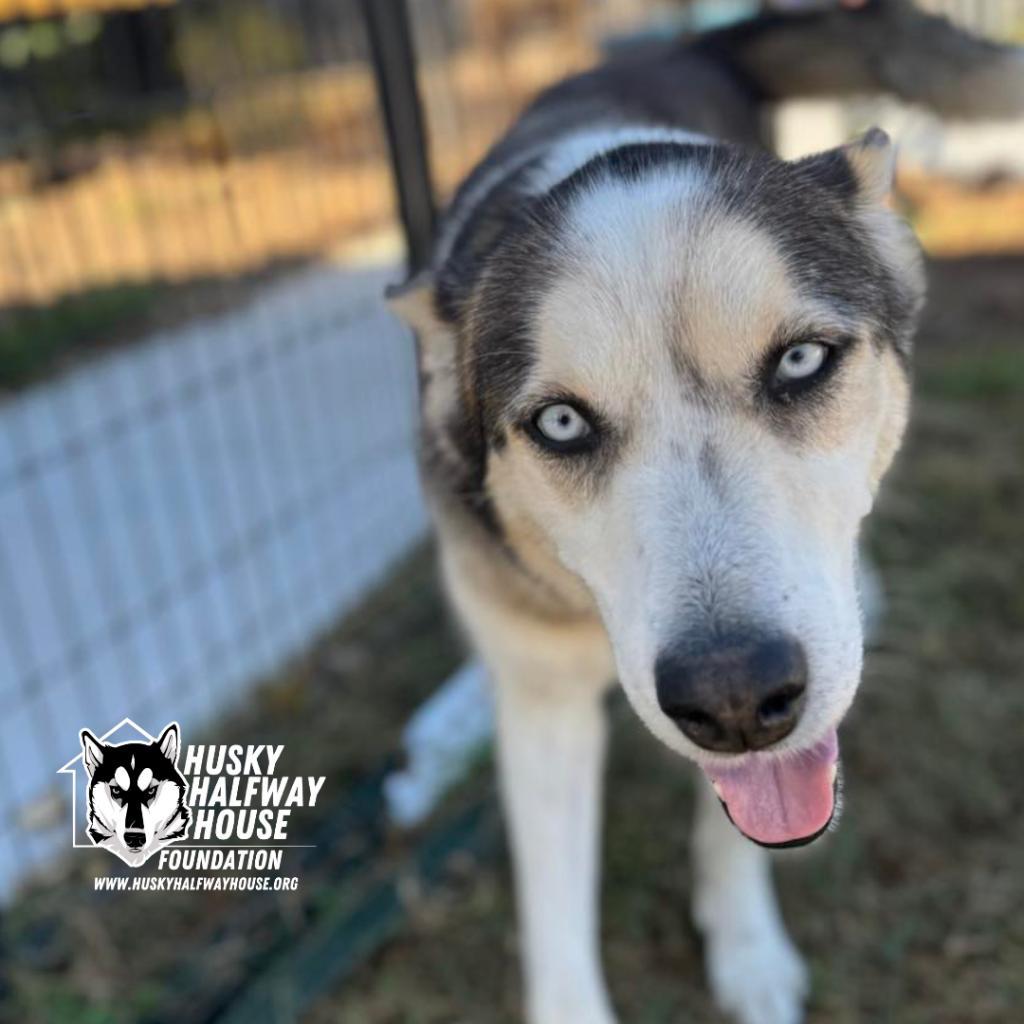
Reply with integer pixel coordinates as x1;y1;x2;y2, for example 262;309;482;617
797;126;895;205
156;722;181;765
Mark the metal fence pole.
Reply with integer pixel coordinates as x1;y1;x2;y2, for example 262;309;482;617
359;0;437;274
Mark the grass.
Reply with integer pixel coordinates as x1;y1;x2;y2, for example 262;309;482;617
318;254;1024;1024
0;284;159;392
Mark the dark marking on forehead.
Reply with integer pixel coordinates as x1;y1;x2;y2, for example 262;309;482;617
456;140;917;445
546;141;919;357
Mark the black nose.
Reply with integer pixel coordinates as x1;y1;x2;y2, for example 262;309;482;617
124;831;146;849
655;632;807;753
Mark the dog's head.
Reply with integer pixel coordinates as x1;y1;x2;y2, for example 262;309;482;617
396;131;923;846
80;723;190;866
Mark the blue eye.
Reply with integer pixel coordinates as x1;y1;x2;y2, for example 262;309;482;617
535;404;591;443
776;342;828;382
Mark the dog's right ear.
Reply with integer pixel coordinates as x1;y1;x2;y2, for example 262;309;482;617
80;730;104;777
386;271;440;334
386;272;456;376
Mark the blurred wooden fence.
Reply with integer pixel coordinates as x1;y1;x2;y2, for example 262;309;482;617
0;0;628;310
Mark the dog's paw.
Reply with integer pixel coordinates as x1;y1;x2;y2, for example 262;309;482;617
531;996;616;1024
704;927;808;1024
528;980;617;1024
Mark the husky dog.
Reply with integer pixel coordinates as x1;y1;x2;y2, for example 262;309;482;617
389;3;1023;1022
80;723;190;868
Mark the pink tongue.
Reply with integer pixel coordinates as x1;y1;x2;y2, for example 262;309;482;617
705;730;839;846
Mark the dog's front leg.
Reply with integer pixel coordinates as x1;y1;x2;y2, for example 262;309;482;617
692;776;809;1024
493;657;615;1024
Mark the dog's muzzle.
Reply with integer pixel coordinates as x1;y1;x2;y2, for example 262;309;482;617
654;628;838;846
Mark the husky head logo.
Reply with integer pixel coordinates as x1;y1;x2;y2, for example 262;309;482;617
80;721;191;867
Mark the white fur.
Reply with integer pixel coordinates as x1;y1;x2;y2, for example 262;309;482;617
442;548;617;1024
